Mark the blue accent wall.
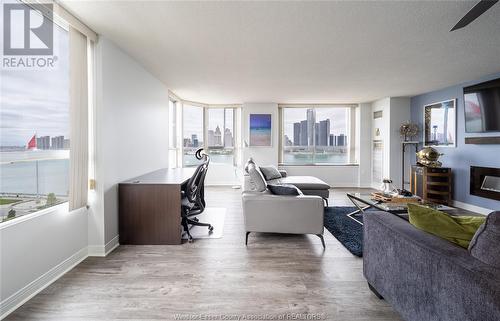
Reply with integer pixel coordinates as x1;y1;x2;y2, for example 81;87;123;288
410;72;500;211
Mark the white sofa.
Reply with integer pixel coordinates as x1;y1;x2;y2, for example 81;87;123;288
242;160;326;248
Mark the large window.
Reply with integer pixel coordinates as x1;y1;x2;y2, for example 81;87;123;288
0;7;69;223
182;104;204;166
207;108;235;165
281;106;351;165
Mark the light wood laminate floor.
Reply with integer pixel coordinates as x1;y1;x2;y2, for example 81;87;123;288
7;187;403;321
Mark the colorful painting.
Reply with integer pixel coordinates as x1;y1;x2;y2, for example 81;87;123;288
249;114;272;147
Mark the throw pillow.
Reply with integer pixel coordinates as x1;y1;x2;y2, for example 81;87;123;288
407;203;486;248
247;163;267;192
468;211;500;267
259;166;282;181
268;184;302;196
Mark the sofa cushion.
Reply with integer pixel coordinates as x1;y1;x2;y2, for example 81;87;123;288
268;176;330;190
259;166;282;180
247;163;267;192
407;203;486;248
469;211;500;268
268;184;302;196
278;169;287;177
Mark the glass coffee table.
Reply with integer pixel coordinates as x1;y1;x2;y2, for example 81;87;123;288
346;192;452;225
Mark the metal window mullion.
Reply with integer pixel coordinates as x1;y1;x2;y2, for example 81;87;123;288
181;102;186;167
312;107;317;165
232;108;237;167
203;107;208;151
278;107;283;164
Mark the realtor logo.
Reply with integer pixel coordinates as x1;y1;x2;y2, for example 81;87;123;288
3;3;53;55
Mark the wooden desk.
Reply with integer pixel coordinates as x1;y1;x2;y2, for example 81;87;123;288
118;168;195;245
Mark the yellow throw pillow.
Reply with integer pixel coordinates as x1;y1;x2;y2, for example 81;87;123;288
407;203;486;248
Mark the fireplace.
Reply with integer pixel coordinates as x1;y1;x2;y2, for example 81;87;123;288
470;166;500;201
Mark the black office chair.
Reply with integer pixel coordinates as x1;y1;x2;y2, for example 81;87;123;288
181;149;213;242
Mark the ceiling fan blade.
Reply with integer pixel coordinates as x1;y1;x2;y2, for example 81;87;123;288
450;0;499;31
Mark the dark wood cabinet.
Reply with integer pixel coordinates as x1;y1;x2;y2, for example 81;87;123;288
410;166;452;205
118;168;195;245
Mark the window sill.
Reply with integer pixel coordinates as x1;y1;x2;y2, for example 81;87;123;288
279;163;359;167
0;202;71;230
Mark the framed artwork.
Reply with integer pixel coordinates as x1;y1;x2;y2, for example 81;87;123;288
249;114;272;147
423;99;456;147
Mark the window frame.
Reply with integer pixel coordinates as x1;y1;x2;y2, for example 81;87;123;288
205;106;237;166
179;101;241;168
278;104;358;166
0;2;96;225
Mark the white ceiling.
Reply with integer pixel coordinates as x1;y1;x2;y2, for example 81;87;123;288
61;1;500;104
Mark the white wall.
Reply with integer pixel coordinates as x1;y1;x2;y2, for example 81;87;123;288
0;205;88;318
389;97;411;189
357;103;372;187
370;97;410;189
90;37;170;250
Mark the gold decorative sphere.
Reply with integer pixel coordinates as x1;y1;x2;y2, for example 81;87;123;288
416;147;443;167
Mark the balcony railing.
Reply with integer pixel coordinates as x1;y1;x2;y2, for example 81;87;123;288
0;153;69;223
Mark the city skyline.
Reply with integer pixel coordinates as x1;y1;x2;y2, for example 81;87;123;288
183;107;234;148
284;108;349;147
184;126;234;148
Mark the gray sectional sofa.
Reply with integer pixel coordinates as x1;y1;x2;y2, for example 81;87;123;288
363;211;500;321
266;175;330;200
242;159;328;247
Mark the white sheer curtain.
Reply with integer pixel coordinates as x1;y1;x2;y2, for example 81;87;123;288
69;27;89;211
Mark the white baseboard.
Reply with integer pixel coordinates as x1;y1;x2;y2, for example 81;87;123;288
88;235;119;257
0;236;120;320
451;200;492;215
0;247;88;320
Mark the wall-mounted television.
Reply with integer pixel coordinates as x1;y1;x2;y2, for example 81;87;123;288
464;77;500;133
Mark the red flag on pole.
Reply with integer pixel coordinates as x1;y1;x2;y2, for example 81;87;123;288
27;134;37;150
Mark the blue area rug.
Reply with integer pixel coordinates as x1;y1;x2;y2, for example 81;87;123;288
324;206;369;257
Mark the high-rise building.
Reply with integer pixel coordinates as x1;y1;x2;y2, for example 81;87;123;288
300;120;308;146
51;136;64;149
337;134;346;146
293;122;300;146
224;128;233;147
36;136;50;149
63;139;70;149
214;125;222;146
306;109;315;146
207;130;215;146
319;119;330;146
315;123;319;146
329;134;334;146
191;134;199;147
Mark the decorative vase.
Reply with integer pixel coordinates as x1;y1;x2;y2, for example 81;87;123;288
380;179;396;195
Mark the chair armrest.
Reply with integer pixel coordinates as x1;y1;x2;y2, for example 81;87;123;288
278;170;287;177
